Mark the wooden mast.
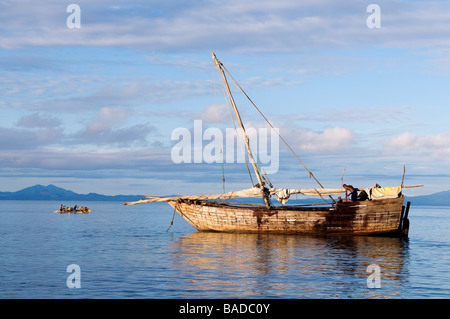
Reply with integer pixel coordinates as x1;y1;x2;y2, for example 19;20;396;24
212;53;271;208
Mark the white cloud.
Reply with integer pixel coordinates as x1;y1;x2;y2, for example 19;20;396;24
0;126;63;150
196;104;231;124
1;106;156;150
1;0;450;195
1;0;450;54
385;131;450;159
293;127;354;153
16;112;62;128
69;107;155;147
0;146;169;171
292;106;412;124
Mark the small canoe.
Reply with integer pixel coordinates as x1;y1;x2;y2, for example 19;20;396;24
54;208;90;214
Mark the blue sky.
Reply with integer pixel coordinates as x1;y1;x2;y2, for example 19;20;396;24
1;0;450;197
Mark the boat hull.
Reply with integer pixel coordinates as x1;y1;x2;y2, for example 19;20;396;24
168;196;407;236
54;209;90;214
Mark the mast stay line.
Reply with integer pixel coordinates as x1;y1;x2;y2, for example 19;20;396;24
213;60;255;186
216;54;333;203
213;53;272;208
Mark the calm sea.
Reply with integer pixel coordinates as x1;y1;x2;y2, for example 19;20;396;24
1;200;449;299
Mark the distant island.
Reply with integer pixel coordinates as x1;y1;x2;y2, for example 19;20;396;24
0;184;448;206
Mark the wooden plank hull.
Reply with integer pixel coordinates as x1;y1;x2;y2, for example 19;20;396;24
168;196;406;236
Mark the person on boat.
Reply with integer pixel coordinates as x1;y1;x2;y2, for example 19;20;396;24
59;204;64;212
343;184;358;202
358;189;369;201
74;205;78;211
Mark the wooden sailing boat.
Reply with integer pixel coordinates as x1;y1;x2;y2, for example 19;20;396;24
125;53;421;237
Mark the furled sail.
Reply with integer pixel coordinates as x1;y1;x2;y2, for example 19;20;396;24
123;184;422;206
123;187;346;206
271;188;345;204
363;185;403;200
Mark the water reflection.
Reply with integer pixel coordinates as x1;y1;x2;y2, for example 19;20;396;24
171;232;410;298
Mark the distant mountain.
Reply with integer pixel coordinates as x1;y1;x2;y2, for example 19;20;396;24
0;184;143;202
405;190;450;206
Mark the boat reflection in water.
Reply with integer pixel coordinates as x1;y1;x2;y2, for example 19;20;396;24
171;232;409;298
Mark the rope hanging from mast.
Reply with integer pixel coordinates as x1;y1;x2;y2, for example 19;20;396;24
213;53;271;208
213;61;255;187
213;64;227;193
219;60;328;192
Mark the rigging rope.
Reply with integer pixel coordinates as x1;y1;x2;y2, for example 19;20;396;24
214;63;255;186
220;65;324;187
213;66;226;193
249;139;273;188
220;63;335;204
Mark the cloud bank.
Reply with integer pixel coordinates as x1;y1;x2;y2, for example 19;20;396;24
1;0;450;54
1;0;449;195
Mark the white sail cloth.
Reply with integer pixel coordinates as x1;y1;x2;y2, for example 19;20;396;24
123;187;264;205
123;184;409;206
271;188;345;204
123;187;346;206
362;185;402;200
